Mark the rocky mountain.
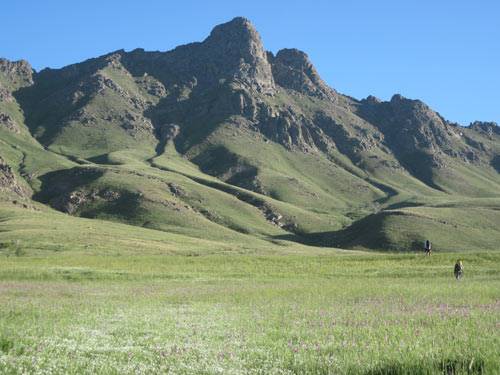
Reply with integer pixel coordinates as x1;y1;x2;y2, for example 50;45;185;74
1;17;499;251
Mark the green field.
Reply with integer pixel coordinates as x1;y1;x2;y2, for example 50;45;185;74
1;207;499;374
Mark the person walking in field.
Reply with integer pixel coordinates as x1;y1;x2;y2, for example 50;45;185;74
424;239;432;256
454;260;464;280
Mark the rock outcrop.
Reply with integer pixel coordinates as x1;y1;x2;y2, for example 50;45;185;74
0;113;20;133
202;17;275;94
0;58;33;89
0;157;28;198
0;83;14;102
51;188;122;214
271;48;336;100
469;121;500;137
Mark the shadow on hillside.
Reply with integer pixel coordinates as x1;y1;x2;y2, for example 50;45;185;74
383;201;426;210
14;77;94;146
491;155;500;173
87;154;124;165
32;167;105;204
271;211;426;251
192;145;259;189
33;167;147;221
397;151;446;192
370;180;398;206
271;212;391;249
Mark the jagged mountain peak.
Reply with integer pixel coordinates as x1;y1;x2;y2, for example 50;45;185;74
270;48;336;100
361;93;445;124
202;17;275;93
0;58;32;74
0;58;33;90
206;17;257;40
389;94;432;112
469;121;500;136
389;93;406;103
387;95;456;136
363;95;382;104
33;49;128;86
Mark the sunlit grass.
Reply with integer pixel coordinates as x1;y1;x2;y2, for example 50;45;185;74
0;251;498;374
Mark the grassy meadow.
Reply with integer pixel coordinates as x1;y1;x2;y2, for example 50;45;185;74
0;208;499;374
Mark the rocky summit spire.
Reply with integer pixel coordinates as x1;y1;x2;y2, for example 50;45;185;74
203;17;275;94
270;48;335;100
0;58;33;90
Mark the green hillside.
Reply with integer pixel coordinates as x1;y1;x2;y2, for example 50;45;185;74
0;17;499;253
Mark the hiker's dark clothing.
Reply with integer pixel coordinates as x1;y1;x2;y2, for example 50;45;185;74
454;262;463;280
424;240;432;255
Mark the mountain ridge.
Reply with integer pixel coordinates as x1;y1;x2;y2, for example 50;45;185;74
1;17;499;251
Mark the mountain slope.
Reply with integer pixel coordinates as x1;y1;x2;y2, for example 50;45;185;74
0;17;499;251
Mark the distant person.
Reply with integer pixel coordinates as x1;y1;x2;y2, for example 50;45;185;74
424;240;432;256
454;260;464;280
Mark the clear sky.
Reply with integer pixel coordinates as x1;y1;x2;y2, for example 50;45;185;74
2;0;498;125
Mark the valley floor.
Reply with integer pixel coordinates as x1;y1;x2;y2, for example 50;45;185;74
0;250;499;374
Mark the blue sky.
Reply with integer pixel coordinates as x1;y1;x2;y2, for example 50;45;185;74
2;0;498;124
